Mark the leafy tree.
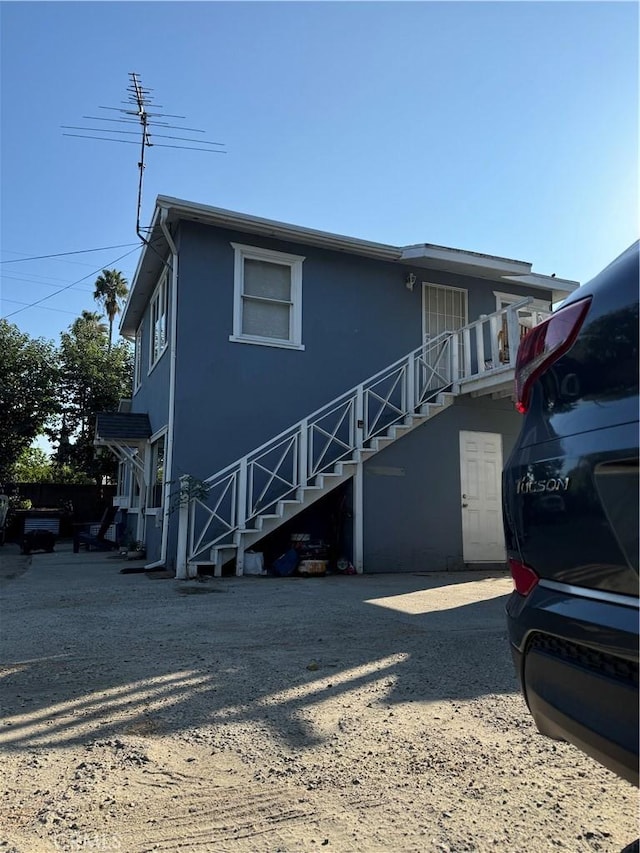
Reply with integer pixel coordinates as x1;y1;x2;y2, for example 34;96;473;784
72;309;108;339
10;447;52;482
49;312;133;483
10;446;92;484
93;269;129;349
0;320;59;485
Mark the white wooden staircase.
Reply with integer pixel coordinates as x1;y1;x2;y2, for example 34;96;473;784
176;300;532;578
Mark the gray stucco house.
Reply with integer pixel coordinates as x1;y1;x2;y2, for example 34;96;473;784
96;195;578;577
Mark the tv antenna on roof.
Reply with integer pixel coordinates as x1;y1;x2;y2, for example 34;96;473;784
62;72;226;245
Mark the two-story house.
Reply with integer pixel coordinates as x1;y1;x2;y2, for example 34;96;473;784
95;196;578;578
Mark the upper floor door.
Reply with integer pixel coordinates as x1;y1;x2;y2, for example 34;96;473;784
422;283;468;388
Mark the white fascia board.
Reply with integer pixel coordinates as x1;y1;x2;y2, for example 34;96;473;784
156;196;402;261
500;273;579;295
401;244;531;276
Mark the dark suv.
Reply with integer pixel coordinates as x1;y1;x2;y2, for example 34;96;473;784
503;241;639;786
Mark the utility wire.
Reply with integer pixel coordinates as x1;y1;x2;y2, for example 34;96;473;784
2;245;143;319
1;273;97;292
1;251;135;271
0;298;83;317
0;242;140;264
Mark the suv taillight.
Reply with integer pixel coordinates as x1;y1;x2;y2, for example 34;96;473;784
508;558;539;596
515;297;592;413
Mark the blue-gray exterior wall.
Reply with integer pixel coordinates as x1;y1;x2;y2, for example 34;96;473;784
171;220;549;484
132;218;551;571
172;223;412;481
362;395;523;573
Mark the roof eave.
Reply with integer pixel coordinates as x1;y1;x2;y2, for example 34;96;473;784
500;272;580;295
120;196;581;338
400;244;532;277
156;195;402;261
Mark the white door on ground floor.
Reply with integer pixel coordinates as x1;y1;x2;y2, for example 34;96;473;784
459;430;505;562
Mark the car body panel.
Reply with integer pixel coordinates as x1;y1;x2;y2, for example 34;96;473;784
503;241;639;786
504;421;639;596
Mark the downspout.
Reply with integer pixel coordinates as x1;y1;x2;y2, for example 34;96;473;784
144;206;179;571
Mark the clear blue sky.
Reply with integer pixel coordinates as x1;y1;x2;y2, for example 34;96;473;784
1;1;638;344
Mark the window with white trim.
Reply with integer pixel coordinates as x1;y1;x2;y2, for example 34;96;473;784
134;324;143;391
147;434;165;509
494;291;551;329
149;272;168;368
230;243;305;349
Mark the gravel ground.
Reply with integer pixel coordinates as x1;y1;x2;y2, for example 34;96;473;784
0;542;637;853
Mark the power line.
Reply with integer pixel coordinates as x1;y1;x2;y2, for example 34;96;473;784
0;298;83;317
0;242;140;265
1;273;94;292
2;245;143;320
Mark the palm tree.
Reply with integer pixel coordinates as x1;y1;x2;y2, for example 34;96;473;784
93;269;129;349
71;310;108;340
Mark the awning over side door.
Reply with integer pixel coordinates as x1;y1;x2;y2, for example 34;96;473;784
94;413;152;478
95;413;152;445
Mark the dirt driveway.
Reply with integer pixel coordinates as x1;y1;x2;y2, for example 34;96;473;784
0;543;637;853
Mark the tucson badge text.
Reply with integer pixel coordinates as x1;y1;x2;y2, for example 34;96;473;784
516;477;570;495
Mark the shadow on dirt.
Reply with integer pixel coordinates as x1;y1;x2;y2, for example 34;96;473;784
0;547;517;752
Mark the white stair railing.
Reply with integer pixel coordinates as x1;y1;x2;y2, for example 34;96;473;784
181;300;531;565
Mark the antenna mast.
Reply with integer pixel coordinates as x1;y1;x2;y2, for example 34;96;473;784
62;73;226;244
129;73;153;240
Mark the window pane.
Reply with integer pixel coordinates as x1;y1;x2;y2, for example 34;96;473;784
134;327;142;386
150;437;165;508
155;438;165;485
243;298;290;339
244;259;291;301
162;279;168;315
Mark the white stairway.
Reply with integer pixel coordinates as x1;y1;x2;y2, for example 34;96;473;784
177;299;528;578
194;393;454;577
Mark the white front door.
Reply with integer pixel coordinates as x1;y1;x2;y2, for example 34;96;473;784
459;430;505;562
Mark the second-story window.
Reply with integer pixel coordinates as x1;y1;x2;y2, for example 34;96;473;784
149;271;168;368
230;243;305;350
134;323;143;391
